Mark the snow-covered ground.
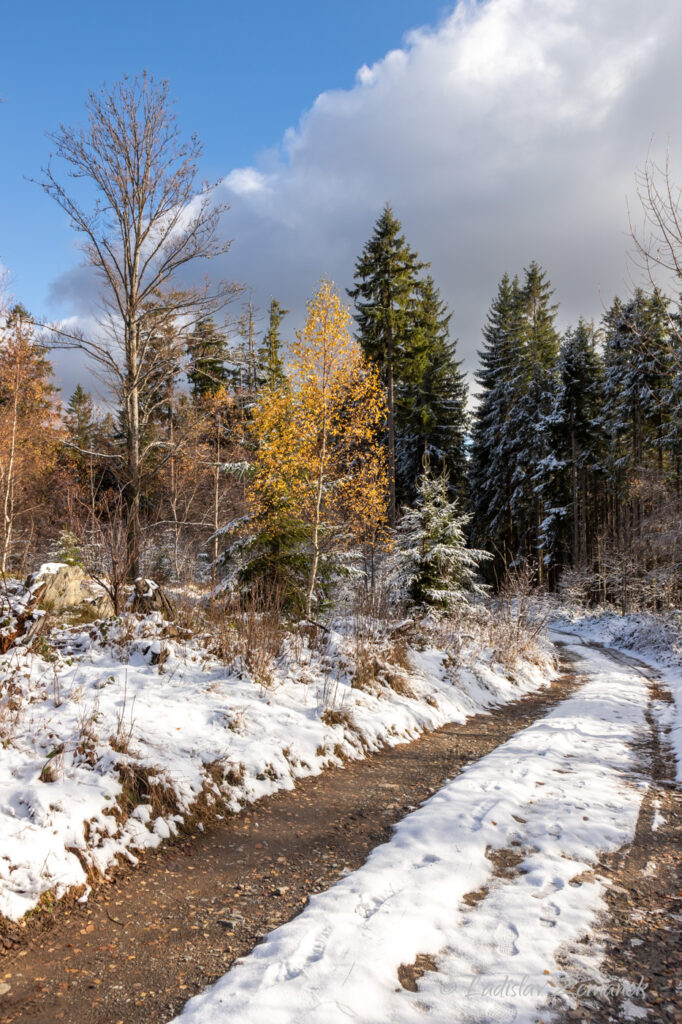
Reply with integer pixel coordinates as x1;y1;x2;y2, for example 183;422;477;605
552;609;682;781
0;606;554;922
173;636;652;1024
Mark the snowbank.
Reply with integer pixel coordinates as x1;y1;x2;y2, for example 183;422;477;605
0;612;554;921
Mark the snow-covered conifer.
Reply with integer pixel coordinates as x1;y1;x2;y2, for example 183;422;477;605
395;460;489;608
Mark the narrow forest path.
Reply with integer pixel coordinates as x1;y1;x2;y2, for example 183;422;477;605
549;634;682;1024
0;658;582;1024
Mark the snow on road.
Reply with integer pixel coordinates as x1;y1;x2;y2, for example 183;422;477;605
173;639;651;1024
552;609;682;783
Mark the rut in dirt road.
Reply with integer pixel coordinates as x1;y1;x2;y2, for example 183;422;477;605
551;638;682;1024
0;659;581;1024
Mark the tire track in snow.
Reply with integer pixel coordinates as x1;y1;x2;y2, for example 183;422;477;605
170;641;653;1024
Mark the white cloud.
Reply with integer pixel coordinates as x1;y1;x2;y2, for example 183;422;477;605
224;168;270;197
51;0;682;384
208;0;682;372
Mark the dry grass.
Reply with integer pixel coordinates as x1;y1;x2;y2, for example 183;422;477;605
321;706;354;729
113;762;177;822
208;584;284;687
381;638;415;695
488;565;550;671
172;591;209;636
109;674;136;753
221;761;245;787
350;575;405;627
382;666;415;697
350;634;415;698
386;638;412;672
409;566;550;675
351;639;380;693
62;603;103;626
75;699;100;766
39;745;65;783
0;682;23;744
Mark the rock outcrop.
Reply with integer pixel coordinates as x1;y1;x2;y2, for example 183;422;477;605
24;563;114;618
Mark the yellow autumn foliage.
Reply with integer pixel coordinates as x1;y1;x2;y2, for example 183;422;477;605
250;280;389;614
0;308;60;572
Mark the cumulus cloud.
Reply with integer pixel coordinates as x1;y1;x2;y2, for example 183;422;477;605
51;0;682;386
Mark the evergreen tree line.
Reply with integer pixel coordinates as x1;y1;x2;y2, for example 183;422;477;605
469;274;681;608
349;205;680;610
1;199;680;611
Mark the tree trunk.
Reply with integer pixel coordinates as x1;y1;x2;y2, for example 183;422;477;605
570;423;579;565
305;427;328;618
386;328;397;527
580;468;588;566
212;417;221;589
536;499;544;586
1;368;20;575
125;321;141;581
167;387;181;579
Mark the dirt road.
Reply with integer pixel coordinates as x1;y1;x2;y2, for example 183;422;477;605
1;662;581;1024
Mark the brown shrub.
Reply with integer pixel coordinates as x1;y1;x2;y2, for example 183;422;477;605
321;707;354;729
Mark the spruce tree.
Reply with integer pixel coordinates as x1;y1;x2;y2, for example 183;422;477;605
230;294;261;398
187;318;230;400
395;460;489;608
348;204;425;525
63;384;98;489
258;298;289;388
396;276;469;502
64;384;95;451
470;264;561;582
520;261;560;367
602;289;673;548
552;319;605;568
603;289;672;473
666;303;682;486
470;273;525;573
509;263;561;581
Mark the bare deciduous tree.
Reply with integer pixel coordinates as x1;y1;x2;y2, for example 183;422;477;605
632;149;682;286
76;488;131;616
630;147;682;373
37;72;240;576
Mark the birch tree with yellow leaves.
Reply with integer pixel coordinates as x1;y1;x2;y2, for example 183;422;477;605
249;281;388;616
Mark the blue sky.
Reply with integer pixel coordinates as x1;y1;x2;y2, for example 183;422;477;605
0;0;447;314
